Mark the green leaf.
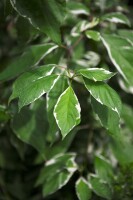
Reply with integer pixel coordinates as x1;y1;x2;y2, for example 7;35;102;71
76;177;92;200
101;12;131;26
71;18;99;37
101;34;133;86
36;153;76;186
67;1;90;16
118;77;133;94
111;137;133;165
54;86;81;138
75;51;101;68
34;129;76;164
42;166;76;197
78;68;115;81
10;0;66;43
121;104;133;132
90;175;112;200
71;20;91;37
10;65;58;110
91;97;120;138
15;16;38;43
86;30;101;41
47;75;68;142
46;129;77;160
11;99;48;157
95;155;113;184
118;29;133;45
0;43;58;81
36;153;77;197
84;78;121;115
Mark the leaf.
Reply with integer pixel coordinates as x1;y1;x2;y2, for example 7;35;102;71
90;175;113;200
54;86;81;138
121;104;133;132
46;75;68;142
91;97;120;138
46;129;77;160
71;20;91;37
76;177;92;200
85;79;121;139
0;43;58;81
95;155;113;184
10;0;66;44
118;29;133;45
86;30;101;41
36;153;76;186
36;153;77;197
71;18;99;37
42;166;76;197
118;77;133;94
84;78;121;115
101;34;133;86
15;16;38;43
101;12;131;26
67;1;90;16
111;141;133;165
11;99;48;157
75;51;101;68
10;65;58;110
78;68;115;81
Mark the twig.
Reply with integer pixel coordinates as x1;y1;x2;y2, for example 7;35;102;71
72;34;84;49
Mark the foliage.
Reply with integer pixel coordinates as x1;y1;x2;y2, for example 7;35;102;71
0;0;133;199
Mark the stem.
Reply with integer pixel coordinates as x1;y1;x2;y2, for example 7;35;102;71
72;34;84;49
60;34;84;63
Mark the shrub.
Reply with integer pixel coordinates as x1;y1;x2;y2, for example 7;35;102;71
0;0;133;199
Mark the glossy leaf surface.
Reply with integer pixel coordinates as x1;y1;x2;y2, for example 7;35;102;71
0;43;58;81
78;68;115;81
54;86;81;138
47;75;68;141
101;34;133;86
84;78;121;115
10;65;58;110
10;0;66;43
